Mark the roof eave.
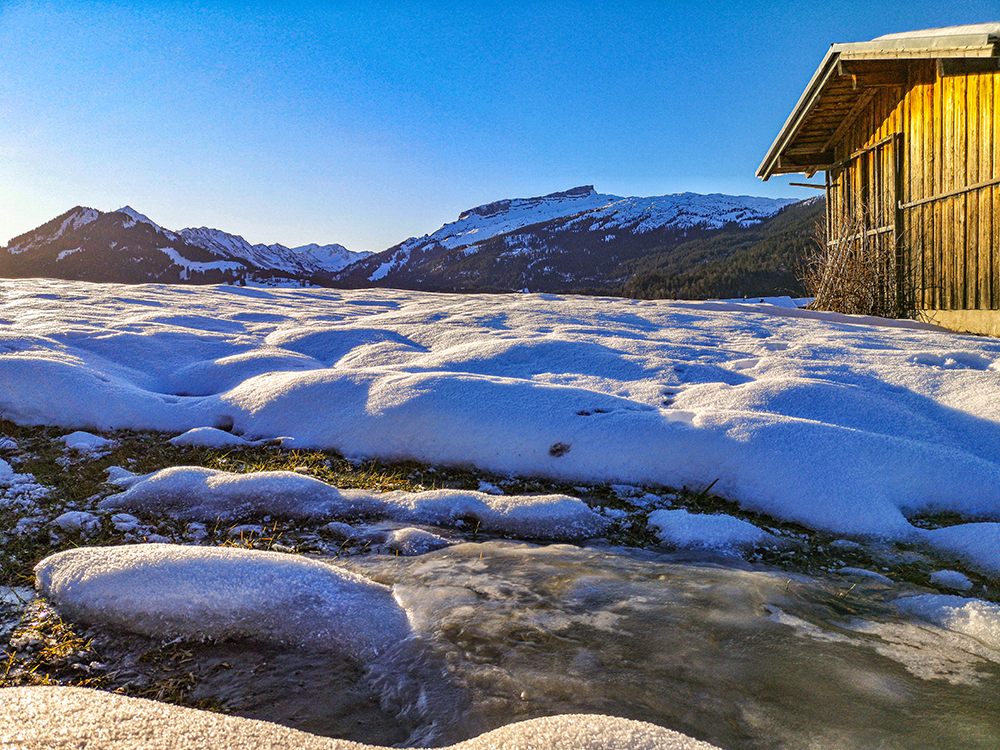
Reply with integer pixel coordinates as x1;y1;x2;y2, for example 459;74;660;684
757;47;841;181
757;31;1000;181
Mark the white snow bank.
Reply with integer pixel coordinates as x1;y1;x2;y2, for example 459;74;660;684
647;509;771;550
3;281;1000;550
99;466;610;540
0;686;722;750
920;523;1000;577
34;544;411;658
896;594;1000;652
59;431;114;453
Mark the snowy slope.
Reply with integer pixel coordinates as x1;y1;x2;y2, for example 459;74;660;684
4;207;101;255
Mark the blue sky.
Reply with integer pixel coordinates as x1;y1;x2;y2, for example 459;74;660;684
2;1;996;252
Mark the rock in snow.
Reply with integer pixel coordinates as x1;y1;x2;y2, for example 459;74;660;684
34;544;411;658
0;686;723;750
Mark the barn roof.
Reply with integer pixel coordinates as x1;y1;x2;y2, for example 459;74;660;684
757;24;1000;181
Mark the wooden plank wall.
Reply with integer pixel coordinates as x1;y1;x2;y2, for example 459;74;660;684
830;61;1000;310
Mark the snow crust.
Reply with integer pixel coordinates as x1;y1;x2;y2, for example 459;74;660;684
3;280;1000;562
0;686;722;749
920;523;1000;577
99;466;609;540
34;544;411;657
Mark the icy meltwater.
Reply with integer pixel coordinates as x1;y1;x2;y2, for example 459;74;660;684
90;541;993;750
340;542;1000;750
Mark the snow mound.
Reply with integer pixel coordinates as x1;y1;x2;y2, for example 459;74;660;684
647;508;771;550
929;570;973;591
168;427;258;447
0;686;723;749
895;594;1000;652
34;544;411;658
99;467;610;540
920;523;1000;577
59;431;114;453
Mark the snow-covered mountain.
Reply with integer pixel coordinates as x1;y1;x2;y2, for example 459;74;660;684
336;186;802;291
2;188;806;295
0;206;368;285
177;225;365;277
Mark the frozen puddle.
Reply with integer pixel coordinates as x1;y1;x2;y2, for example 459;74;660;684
31;541;1000;749
351;543;1000;750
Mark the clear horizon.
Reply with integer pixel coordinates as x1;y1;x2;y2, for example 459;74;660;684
2;1;996;252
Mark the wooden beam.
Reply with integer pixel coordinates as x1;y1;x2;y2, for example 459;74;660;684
778;152;837;170
788;182;827;190
899;175;1000;210
821;89;878;153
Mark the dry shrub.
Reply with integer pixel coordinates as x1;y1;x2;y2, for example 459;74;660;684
801;206;909;318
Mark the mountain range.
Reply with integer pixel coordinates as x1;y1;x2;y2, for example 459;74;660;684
0;206;369;286
1;187;819;298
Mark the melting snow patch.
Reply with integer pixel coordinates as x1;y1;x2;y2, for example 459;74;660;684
50;511;100;535
385;527;452;556
0;459;48;511
168;427;257;448
59;431;115;454
647;508;771;551
920;523;1000;578
99;467;610;540
929;569;974;591
4;281;1000;566
34;544;411;658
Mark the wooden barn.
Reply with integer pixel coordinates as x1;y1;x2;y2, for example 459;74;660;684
758;24;1000;335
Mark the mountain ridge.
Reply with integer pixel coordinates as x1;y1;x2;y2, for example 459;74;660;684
1;188;813;297
333;187;803;293
0;207;369;285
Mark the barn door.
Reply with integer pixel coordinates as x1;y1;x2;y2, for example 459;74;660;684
823;134;903;316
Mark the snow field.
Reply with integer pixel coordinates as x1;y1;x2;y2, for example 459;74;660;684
3;281;1000;570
